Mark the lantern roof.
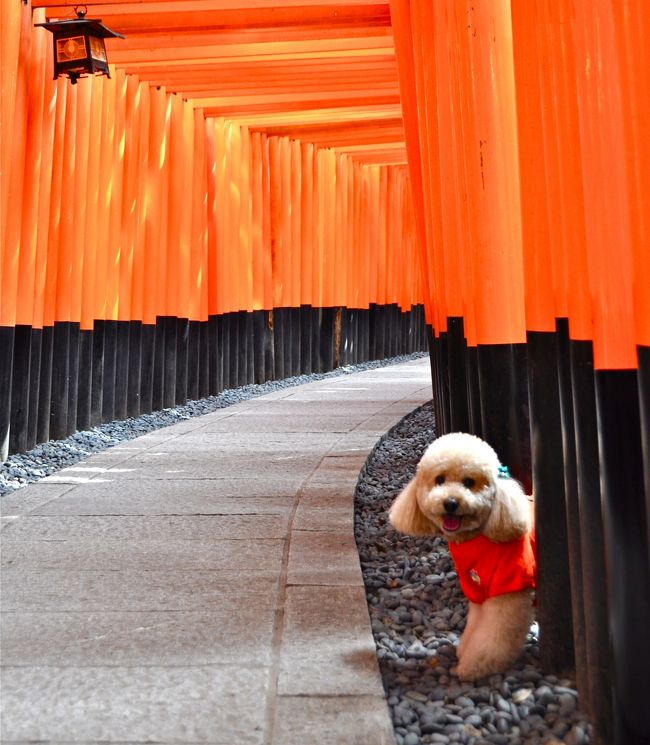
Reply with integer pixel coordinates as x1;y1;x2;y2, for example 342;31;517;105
35;16;125;39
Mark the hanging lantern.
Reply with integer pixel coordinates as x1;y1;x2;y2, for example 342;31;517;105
35;6;125;85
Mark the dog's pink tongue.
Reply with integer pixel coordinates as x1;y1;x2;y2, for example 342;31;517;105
443;515;461;532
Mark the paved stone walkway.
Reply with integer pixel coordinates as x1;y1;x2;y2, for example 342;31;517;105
1;358;432;745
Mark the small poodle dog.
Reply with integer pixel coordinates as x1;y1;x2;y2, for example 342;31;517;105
389;432;536;681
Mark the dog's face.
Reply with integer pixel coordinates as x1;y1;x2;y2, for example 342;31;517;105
414;446;496;540
389;432;531;543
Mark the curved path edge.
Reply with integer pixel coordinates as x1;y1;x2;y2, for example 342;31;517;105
0;358;432;745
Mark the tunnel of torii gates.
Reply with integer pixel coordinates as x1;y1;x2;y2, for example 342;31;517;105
1;0;650;743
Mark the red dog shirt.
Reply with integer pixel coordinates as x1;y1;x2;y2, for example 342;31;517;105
447;531;536;604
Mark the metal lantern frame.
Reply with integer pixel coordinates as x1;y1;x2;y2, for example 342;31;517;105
35;8;125;85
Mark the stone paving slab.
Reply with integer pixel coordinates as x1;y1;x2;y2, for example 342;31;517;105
1;608;277;666
2;571;280;611
0;358;432;745
287;530;363;586
277;585;384;696
1;665;270;744
273;696;397;745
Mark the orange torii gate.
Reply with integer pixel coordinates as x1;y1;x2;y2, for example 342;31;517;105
390;3;649;745
1;2;650;745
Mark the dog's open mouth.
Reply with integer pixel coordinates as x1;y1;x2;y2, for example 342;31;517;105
442;515;462;532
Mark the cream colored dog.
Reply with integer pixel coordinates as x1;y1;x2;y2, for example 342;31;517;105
389;432;536;681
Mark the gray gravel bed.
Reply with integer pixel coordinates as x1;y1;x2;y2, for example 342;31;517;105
0;352;426;496
354;402;592;745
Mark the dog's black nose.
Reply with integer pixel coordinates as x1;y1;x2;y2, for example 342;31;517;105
444;498;458;513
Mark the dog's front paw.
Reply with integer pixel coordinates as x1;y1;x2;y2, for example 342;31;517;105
455;655;495;682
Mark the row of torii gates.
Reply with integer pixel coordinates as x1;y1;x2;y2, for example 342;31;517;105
2;2;649;744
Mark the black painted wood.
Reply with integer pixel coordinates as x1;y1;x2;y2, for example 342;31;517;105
245;311;255;384
298;306;311;375
102;320;118;422
4;303;431;456
27;328;42;450
207;315;219;395
198;319;210;399
139;323;155;414
9;326;32;455
37;325;53;445
311;308;320;372
66;323;80;436
187;320;200;402
555;320;588;704
237;311;248;386
0;326;15;461
465;345;483;438
218;314;228;391
76;329;93;432
333;307;342;369
595;369;650;745
351;309;361;363
447;317;470;432
272;309;284;380
140;323;156;414
320;307;335;372
436;333;451;435
289;308;300;377
175;318;189;406
90;321;105;426
638;346;650;562
114;322;130;422
226;312;238;389
527;330;574;675
127;321;142;418
477;342;531;491
263;310;274;381
281;308;292;378
162;317;177;409
152;317;165;411
391;304;399;357
50;322;71;440
569;339;613;745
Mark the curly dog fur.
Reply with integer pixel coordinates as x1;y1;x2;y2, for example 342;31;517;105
389;432;536;681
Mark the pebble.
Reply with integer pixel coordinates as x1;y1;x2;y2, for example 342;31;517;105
355;401;594;744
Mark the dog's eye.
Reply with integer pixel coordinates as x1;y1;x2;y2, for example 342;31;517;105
463;477;476;489
435;474;445;485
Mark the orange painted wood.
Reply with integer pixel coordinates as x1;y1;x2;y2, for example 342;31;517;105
613;1;650;349
388;0;432;322
105;69;126;322
33;43;58;330
74;77;95;330
250;131;265;311
1;3;31;327
129;79;150;324
260;134;274;310
54;81;78;323
290;139;302;308
299;141;314;307
191;106;208;322
205;115;218;317
17;12;48;328
279;135;292;307
463;0;525;346
510;1;554;335
572;0;637;369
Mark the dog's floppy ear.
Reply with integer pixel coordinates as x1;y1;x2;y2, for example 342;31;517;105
482;475;532;542
389;474;439;536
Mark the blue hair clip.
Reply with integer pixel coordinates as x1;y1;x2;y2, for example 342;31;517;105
497;465;510;479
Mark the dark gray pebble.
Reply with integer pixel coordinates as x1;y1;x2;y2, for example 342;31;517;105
354;399;594;745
